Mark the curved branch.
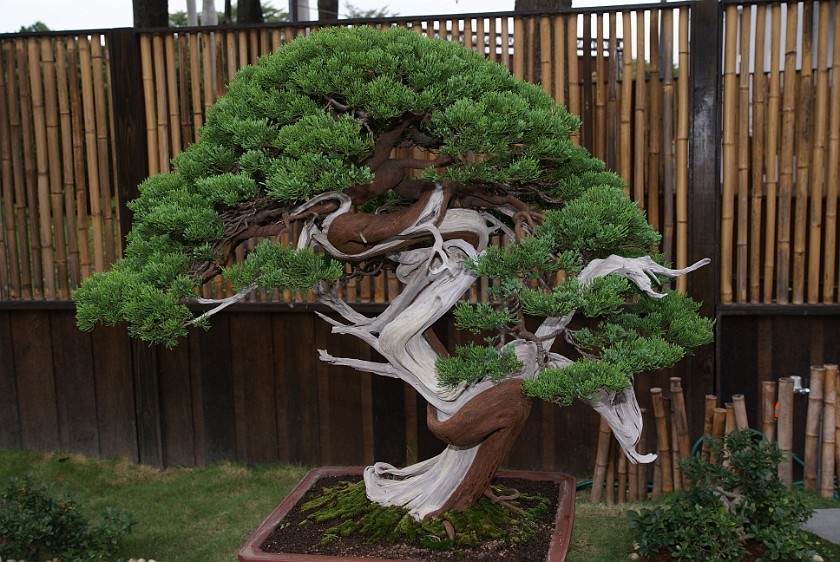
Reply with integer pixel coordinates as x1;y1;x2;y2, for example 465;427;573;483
189;283;258;325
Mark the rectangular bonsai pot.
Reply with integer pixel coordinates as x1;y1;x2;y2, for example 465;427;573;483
238;466;576;562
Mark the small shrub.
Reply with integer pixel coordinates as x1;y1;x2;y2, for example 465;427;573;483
0;475;133;562
628;429;818;561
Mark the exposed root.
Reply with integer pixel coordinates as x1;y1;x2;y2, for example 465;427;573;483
484;487;527;516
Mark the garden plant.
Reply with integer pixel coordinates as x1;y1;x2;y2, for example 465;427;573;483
74;25;712;523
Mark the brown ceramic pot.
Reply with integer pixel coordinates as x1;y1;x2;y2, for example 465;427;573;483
238;466;576;562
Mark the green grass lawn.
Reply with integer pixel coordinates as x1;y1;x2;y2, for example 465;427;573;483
1;449;838;562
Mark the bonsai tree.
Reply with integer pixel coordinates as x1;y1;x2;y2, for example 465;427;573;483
74;26;712;521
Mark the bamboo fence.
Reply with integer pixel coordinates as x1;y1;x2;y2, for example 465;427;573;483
720;0;840;305
0;5;693;304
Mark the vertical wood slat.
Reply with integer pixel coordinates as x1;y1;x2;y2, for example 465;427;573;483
792;3;813;304
825;2;840;303
720;5;737;304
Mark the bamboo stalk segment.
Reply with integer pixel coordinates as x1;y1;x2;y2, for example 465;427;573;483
720;5;738;304
0;41;21;298
605;438;616;505
539;15;551;95
820;364;837;497
701;394;716;462
750;4;767;303
139;34;158;176
566;15;580;146
777;377;794;486
164;35;182;158
650;388;673;493
177;35;192;151
606;14;618;172
512;17;525;80
792;2;813;304
90;36;116;267
633;10;646;209
731;394;749;430
647;9;660;231
591;416;612;502
66;39;91;280
724;402;736;434
619;12;632;192
776;4;798;304
670;397;682;491
736;6;750;303
152;34;170;173
661;8;674;264
710;407;727;464
617;444;627;504
803;365;825;490
526;16;535;82
594;14;606;161
670;378;691;466
761;381;776;442
553;16;565;106
764;5;782;302
635;408;648;500
824;3;840;303
675;8;689;291
188;33;203;142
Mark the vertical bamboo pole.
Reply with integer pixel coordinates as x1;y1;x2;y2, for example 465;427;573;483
189;33;203;142
54;38;80;289
650;388;673;493
567;15;580;146
202;31;215;115
526;16;536;81
512;17;525;81
539;15;551;96
177;35;192;150
78;36;105;274
750;5;767;303
776;4;798;304
476;17;485;57
617;446;627;504
606;14;618;172
824;3;840;303
553;16;565;106
605;439;616;505
647;9;661;231
40;37;69;297
502;17;511;70
763;6;782;302
652;455;663;498
804;365;825;490
633;10;646;208
139;34;159;176
732;394;749;430
701;394;716;462
28;37;57;299
808;3;830;304
724;402;736;434
670;378;691;466
792;3;813;304
17;38;44;296
635;409;648;500
710;408;727;464
90;36;116;266
669;397;682;491
594;14;607;161
736;6;750;303
0;41;21;298
777;377;794;486
820;364;837;497
661;8;674;264
619;11;633;192
591;416;612;502
675;8;689;291
761;380;776;442
152;34;170;173
164;35;182;157
720;5;738;304
66;39;91;280
215;31;226;97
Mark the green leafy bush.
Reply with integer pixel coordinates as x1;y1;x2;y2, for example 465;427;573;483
628;429;817;561
0;476;133;562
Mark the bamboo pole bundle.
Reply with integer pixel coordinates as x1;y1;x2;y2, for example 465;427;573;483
777;377;794;486
0;42;21;298
710;407;727;464
792;3;813;304
90;36;116;266
761;380;776;442
776;4;798;304
152;35;171;173
633;10;646;208
808;3;830;304
619;12;633;192
594;14;606;161
164;35;182;158
591;416;612;502
804;365;825;490
675;9;689;292
750;4;767;303
820;364;837;497
188;33;203;142
661;8;674;264
27;36;56;299
54;38;80;287
40;37;69;298
647;9;661;231
650;388;673;493
732;394;748;430
763;5;782;302
66;39;92;280
539;15;551;95
720;5;737;304
512;17;525;80
824;3;840;303
139;34;159;176
17;38;45;296
566;15;580;146
701;395;716;462
553;16;565;106
735;6;750;303
77;36;106;274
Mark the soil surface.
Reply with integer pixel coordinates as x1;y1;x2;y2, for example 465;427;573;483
261;475;560;561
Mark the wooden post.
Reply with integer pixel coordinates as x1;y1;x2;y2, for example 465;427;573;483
804;366;825;490
761;381;776;442
777;377;794;487
650;388;673;493
820;364;837;497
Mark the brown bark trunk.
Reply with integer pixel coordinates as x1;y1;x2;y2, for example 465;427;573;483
425;379;534;516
